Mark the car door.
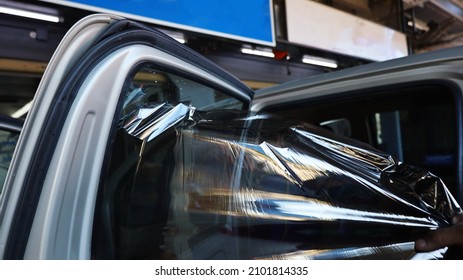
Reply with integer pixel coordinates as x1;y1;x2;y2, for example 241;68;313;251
0;14;253;260
252;48;463;206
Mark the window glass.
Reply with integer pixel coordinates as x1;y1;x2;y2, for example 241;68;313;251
370;102;456;190
123;67;244;112
0;129;20;193
93;65;245;259
263;83;459;204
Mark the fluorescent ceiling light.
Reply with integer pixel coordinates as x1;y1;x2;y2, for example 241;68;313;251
11;100;33;118
241;47;275;58
0;6;60;23
407;19;430;31
302;54;338;69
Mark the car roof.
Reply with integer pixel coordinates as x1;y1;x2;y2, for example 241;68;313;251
256;45;463;97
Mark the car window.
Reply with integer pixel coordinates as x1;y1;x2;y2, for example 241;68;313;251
92;64;246;259
122;66;244;112
259;83;458;199
370;103;455;183
0;128;20;193
364;93;457;193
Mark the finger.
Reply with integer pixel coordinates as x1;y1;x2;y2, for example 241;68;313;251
415;225;463;252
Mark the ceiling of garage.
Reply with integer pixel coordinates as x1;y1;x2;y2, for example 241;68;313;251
326;0;463;53
0;0;462;117
405;0;463;52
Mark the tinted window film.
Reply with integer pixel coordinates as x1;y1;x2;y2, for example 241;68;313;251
261;84;459;202
93;65;245;259
93;67;459;260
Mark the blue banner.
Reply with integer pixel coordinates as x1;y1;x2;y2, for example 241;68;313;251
57;0;275;46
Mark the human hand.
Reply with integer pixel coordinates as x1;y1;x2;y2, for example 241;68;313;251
415;214;463;252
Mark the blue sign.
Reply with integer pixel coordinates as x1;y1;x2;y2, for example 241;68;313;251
51;0;275;46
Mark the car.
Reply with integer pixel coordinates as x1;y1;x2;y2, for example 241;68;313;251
0;14;460;260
